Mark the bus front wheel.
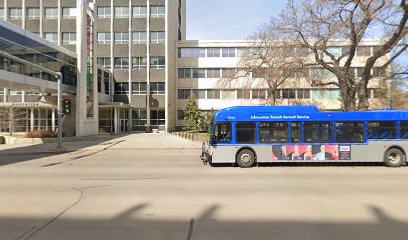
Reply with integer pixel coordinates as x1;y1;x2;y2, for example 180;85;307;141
236;149;256;168
384;148;405;167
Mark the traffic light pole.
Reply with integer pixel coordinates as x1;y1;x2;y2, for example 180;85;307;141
56;72;63;151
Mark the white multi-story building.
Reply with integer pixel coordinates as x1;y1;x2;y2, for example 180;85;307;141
175;40;390;128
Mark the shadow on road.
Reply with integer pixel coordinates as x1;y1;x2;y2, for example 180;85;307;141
3;203;408;240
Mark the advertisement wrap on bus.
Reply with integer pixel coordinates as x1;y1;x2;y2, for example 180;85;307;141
200;106;408;168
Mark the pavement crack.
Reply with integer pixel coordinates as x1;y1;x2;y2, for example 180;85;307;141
80;177;166;181
187;218;195;240
13;226;37;240
19;188;84;240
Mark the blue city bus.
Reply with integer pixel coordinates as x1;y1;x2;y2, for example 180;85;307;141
201;106;408;168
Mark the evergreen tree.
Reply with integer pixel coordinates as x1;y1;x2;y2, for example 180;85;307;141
183;95;203;132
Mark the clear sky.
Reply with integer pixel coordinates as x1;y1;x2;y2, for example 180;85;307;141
186;0;287;40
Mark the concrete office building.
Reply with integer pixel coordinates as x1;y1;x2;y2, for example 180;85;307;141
0;0;186;135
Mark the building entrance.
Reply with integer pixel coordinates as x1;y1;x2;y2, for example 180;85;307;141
120;119;128;133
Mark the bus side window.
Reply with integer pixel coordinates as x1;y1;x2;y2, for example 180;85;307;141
214;122;232;143
400;121;408;139
259;122;288;143
236;122;256;144
304;122;332;143
367;121;397;139
290;122;301;143
335;122;364;143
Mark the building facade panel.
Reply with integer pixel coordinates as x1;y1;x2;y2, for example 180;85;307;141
150;18;165;31
96;19;110;31
25;20;40;33
132;70;148;82
131;19;147;31
113;45;129;56
150;44;165;56
7;0;22;7
25;1;40;7
150;69;165;82
113;19;129;31
131;95;147;108
60;0;76;7
43;0;58;7
113;70;129;83
60;19;76;32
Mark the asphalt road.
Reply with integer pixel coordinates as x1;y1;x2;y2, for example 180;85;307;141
0;134;408;240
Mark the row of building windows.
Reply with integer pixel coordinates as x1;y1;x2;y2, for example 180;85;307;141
96;6;165;19
97;57;165;69
178;46;381;58
1;7;77;20
97;32;165;44
114;83;165;95
178;67;387;79
178;88;383;100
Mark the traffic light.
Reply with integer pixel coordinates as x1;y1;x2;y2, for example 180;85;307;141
63;99;72;115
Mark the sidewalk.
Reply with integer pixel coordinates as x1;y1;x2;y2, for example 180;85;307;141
0;133;202;156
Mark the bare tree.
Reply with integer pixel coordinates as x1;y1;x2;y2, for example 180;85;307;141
265;0;408;111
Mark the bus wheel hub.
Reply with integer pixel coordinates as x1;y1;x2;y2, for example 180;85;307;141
241;153;251;164
388;153;400;163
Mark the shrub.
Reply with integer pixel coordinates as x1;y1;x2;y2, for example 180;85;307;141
25;130;57;138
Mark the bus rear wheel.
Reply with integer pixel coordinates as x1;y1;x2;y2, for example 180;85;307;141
236;149;255;168
384;148;405;167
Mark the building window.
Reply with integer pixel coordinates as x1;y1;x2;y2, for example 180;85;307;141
150;57;165;69
0;9;4;19
178;68;192;78
207;48;221;57
356;46;371;56
312;89;340;100
150;31;165;44
192;69;206;78
282;89;296;99
115;7;129;18
114;83;129;94
150;109;165;125
114;57;129;69
221;90;237;100
177;110;185;120
192;90;206;99
132;57;147;69
27;8;40;19
132;31;147;44
132;109;147;127
62;7;77;19
373;67;386;78
222;68;235;78
97;7;111;18
207;90;220;99
178;89;191;99
44;32;58;44
97;57;111;69
97;32;111;44
297;89;311;99
237;90;250;99
132;83;147;94
62;32;76;44
132;6;147;18
44;8;58;19
222;48;236;58
178;48;191;58
206;68;221;78
150;6;165;18
192;48;206;58
104;72;110;94
252;89;266;99
114;32;129;44
9;8;22;20
151;83;165;95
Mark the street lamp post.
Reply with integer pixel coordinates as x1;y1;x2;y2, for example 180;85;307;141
56;72;63;151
